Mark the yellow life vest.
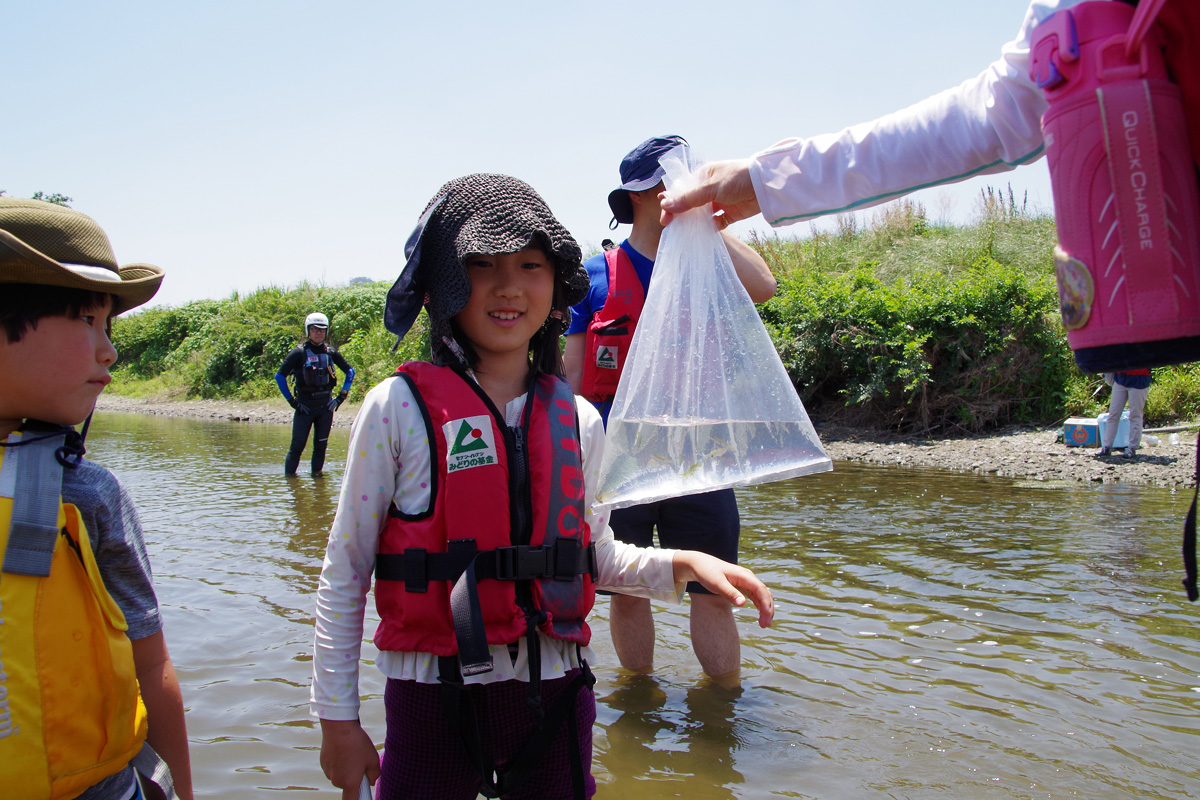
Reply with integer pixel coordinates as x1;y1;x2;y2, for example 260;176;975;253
0;431;148;800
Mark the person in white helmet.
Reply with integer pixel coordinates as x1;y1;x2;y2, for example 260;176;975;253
274;312;355;476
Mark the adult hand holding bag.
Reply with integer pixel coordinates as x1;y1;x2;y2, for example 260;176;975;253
596;145;830;509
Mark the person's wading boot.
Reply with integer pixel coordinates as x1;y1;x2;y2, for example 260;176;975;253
311;429;329;475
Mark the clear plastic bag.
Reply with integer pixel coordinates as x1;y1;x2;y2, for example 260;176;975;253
596;146;831;509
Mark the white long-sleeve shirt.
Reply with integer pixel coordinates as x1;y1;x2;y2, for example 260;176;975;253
750;0;1090;226
310;372;681;721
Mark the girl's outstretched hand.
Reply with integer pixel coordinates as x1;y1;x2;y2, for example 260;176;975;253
319;718;380;800
672;551;775;627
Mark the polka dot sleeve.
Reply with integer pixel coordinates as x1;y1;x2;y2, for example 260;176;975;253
310;376;428;720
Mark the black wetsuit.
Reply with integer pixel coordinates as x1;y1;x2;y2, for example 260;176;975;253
276;341;353;474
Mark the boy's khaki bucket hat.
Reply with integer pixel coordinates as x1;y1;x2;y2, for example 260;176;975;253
0;197;163;315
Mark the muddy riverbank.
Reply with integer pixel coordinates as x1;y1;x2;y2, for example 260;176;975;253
95;394;1198;488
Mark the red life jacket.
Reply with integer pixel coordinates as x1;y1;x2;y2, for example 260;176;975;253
372;363;596;660
581;245;646;403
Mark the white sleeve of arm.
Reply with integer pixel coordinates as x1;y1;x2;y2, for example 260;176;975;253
310;378;414;720
749;0;1075;226
577;398;682;602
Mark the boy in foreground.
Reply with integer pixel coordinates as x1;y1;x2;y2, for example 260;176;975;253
0;198;193;799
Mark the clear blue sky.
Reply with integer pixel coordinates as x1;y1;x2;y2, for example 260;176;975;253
4;0;1045;309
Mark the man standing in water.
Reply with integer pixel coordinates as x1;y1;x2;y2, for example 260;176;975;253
275;312;354;476
565;135;777;685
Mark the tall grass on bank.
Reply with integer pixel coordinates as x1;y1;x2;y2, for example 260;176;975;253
751;193;1196;431
749;196;1070;431
761;262;1074;432
110;191;1199;431
111;281;428;402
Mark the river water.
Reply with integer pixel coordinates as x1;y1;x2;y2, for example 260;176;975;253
85;411;1200;799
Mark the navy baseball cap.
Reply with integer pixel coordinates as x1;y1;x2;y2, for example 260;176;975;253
607;135;688;225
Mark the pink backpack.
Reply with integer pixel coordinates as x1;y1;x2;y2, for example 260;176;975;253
1130;0;1200;167
1031;0;1200;374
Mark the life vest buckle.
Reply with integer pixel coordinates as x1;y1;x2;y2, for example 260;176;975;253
551;537;580;581
494;545;550;582
402;547;428;593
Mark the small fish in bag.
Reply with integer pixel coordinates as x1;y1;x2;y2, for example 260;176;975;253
596;145;831;509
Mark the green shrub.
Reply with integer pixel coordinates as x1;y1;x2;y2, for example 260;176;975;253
112;300;229;377
108;201;1198;433
318;282;390;340
340;313;431;399
761;260;1073;431
111;281;398;400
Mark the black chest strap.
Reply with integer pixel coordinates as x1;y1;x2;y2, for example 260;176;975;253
374;537;597;591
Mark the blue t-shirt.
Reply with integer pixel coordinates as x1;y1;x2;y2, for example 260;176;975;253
567;240;655;425
1114;371;1153;390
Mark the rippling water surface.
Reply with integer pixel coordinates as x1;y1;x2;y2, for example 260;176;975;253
87;411;1200;799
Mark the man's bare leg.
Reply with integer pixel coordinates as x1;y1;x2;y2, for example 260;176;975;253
690;593;740;686
610;593;656;671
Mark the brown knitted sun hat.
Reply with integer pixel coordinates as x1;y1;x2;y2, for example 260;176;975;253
385;173;588;363
0;197;163;315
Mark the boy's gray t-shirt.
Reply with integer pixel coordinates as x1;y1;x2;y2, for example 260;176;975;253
64;458;162;638
61;458;163;799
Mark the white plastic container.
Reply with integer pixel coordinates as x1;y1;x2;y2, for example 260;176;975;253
1096;410;1131;449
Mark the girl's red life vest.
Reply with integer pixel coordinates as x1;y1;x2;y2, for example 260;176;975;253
581;245;646;403
372;363;595;657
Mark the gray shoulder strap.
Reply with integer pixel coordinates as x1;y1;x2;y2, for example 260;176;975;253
3;433;66;577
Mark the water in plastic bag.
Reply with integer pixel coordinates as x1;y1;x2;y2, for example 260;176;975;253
595;146;831;509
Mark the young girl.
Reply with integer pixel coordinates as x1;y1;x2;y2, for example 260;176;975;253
310;174;774;800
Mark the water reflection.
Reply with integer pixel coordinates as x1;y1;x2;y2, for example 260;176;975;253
594;674;747;798
281;474;340;563
85;411;1199;799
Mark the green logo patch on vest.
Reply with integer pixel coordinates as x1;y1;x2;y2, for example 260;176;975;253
444;415;498;473
596;346;618;370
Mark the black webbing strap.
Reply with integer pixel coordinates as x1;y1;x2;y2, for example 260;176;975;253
524;612;545;720
437;652;596;800
568;650;596;800
1182;434;1199;601
566;652;595;800
450;548;494;676
437;656;495;795
374;539;598;588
